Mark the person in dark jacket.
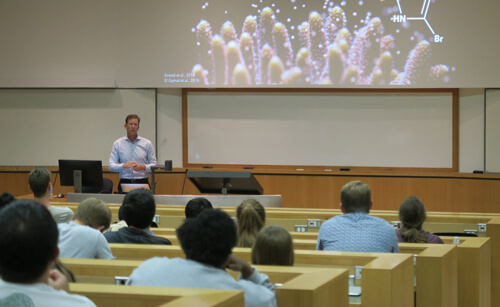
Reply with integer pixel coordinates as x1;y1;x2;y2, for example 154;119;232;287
104;189;171;245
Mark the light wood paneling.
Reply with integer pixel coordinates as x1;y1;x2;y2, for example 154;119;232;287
70;283;244;307
4;168;500;212
65;260;349;307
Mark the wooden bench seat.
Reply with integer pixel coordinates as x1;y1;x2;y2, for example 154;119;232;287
69;283;244;307
54;202;497;306
55;202;499;237
100;244;414;307
153;228;488;307
64;259;349;307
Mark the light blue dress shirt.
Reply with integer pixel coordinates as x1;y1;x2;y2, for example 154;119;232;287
58;221;114;259
109;136;157;179
128;257;277;307
316;212;399;253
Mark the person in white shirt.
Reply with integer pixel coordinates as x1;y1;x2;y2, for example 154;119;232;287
29;167;73;223
128;209;277;307
58;197;114;259
0;200;96;306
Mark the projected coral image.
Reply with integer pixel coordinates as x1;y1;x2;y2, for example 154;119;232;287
189;0;452;86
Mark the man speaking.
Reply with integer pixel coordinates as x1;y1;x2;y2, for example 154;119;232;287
109;114;157;192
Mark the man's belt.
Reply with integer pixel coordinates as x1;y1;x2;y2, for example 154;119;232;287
119;178;149;183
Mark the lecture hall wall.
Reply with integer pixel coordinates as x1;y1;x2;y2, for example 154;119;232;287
158;87;486;173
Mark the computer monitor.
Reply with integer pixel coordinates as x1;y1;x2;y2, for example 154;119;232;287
187;171;263;195
58;159;104;193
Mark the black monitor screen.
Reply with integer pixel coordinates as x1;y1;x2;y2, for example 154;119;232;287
187;171;263;195
58;159;103;187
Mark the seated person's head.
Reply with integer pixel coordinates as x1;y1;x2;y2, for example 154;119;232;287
0;192;16;211
340;181;372;213
252;225;294;266
0;200;58;283
118;204;125;221
399;196;428;243
176;209;237;269
185;197;213;219
236;199;265;247
122;189;156;229
74;197;112;232
28;168;51;198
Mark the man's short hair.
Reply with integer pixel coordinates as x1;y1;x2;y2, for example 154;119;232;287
74;198;112;230
125;114;140;124
340;181;371;213
0;192;16;211
176;209;237;268
185;197;213;219
28;168;51;198
122;189;155;229
0;200;58;283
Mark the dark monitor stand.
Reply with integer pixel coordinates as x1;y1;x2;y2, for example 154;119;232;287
73;170;83;193
187;171;263;195
58;160;104;193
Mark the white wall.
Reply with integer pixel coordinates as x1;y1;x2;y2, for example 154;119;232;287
485;89;500;172
158;89;487;172
0;89;156;166
0;88;484;170
157;89;183;168
459;88;485;172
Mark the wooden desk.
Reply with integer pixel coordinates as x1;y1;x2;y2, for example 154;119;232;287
70;283;244;307
64;259;349;307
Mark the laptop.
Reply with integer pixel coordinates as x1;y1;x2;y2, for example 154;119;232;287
120;183;150;192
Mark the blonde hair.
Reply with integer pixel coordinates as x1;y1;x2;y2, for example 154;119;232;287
252;225;294;266
74;198;112;230
399;196;428;243
236;199;265;247
340;181;371;213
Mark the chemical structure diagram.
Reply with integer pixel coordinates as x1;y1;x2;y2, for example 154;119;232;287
390;0;444;43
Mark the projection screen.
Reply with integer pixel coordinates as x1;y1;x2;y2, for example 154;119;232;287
0;0;498;88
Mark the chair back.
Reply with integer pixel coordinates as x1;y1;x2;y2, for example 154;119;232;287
82;177;113;194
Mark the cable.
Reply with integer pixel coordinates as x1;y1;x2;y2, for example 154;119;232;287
53;172;59;189
51;172;59;198
180;170;188;195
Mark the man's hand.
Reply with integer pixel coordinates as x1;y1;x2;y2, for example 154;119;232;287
123;161;137;169
132;164;146;171
226;254;254;279
48;269;70;292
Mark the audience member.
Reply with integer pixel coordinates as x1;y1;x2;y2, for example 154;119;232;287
104;189;171;244
58;198;113;259
108;205;128;232
0;200;96;306
397;196;444;244
252;225;294;266
107;202;157;235
236;199;265;247
316;181;399;253
185;197;213;219
127;209;277;307
0;192;15;211
29;167;73;223
53;260;76;283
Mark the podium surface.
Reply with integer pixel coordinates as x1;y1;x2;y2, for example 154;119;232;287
67;193;281;208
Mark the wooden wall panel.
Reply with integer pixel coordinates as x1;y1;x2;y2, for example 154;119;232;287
3;168;500;214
